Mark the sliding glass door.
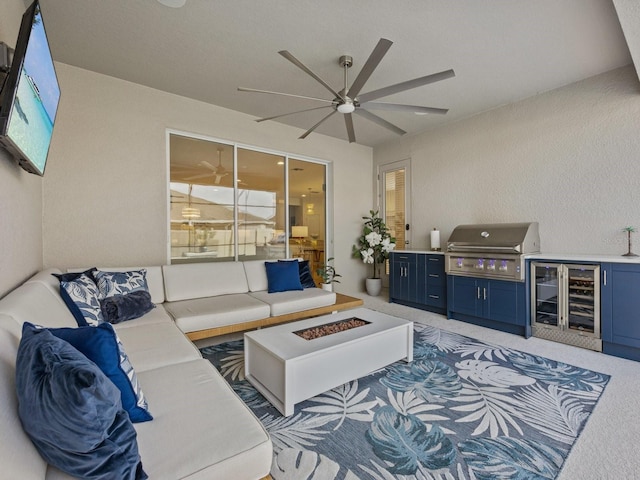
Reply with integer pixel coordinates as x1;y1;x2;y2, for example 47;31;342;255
168;132;328;265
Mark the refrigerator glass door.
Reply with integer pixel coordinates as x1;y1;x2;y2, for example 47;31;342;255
532;263;560;327
566;265;600;336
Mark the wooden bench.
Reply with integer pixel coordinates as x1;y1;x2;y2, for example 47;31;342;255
186;293;364;341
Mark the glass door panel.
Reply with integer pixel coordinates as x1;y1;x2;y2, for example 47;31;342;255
289;158;326;284
169;135;235;262
566;265;599;335
532;264;560;327
237;148;284;261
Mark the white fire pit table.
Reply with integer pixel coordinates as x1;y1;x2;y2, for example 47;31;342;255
244;307;413;416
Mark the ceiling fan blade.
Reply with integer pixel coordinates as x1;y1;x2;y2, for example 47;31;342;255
348;38;393;99
362;102;449;115
256;105;332;123
238;87;336;104
184;172;214;181
344;113;356;143
354;109;406;136
299;110;337;139
357;69;455;103
200;160;217;171
279;50;344;100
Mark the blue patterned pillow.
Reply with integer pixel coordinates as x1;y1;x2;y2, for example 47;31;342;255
49;322;152;423
16;323;148;480
94;269;150;299
59;273;104;326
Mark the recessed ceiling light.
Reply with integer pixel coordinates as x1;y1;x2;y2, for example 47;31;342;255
157;0;186;8
414;112;428;116
277;161;284;165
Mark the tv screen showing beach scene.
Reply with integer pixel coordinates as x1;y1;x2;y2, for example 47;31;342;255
1;2;60;176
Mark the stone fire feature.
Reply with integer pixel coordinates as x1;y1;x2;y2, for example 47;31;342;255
294;317;370;340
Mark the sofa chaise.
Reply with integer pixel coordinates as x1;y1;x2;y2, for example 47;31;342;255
0;258;356;479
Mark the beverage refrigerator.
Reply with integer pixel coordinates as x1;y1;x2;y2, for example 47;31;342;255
530;262;602;351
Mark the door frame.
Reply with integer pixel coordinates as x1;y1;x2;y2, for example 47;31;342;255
378;158;411;250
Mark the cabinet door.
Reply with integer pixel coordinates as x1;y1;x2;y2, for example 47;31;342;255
485;279;524;326
412;254;427;304
608;263;640;348
390;256;409;301
449;276;480;316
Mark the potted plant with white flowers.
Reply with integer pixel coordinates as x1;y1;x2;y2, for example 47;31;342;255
352;210;396;296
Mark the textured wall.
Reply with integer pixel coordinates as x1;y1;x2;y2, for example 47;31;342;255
43;64;373;292
0;0;44;298
374;66;640;256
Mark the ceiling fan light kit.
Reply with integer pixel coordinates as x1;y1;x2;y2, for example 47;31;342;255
239;38;455;143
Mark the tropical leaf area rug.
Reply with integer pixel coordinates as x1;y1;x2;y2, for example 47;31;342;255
200;322;610;480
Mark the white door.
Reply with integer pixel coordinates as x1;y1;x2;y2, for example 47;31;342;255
379;159;411;250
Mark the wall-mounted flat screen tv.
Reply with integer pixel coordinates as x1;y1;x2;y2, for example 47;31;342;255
0;1;60;176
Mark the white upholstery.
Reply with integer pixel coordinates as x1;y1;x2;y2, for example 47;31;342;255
243;259;271;292
0;282;76;329
115;321;201;372
0;314;49;480
134;360;272;480
164;294;271;333
162;262;249;301
250;288;337;316
111;304;172;329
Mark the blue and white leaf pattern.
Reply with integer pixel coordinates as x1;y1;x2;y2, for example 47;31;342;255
60;274;104;325
93;269;149;299
202;322;608;479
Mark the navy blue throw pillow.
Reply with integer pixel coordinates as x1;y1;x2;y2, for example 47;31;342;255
298;260;316;288
100;290;155;324
48;322;152;423
16;323;147;480
265;260;304;293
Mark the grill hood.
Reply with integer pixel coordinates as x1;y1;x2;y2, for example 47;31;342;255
447;222;540;254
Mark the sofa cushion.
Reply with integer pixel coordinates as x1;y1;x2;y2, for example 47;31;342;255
134;359;271;479
243;259;271;292
113;321;202;372
48;323;152;423
164;294;271;334
16;324;147;480
100;291;155;324
162;262;249;302
0;315;48;480
0;282;76;329
249;288;337;316
265;260;303;293
59;273;104;326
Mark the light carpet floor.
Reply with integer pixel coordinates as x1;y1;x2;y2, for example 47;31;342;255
195;289;640;480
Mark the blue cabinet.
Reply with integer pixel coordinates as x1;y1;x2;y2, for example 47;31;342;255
447;275;527;336
601;262;640;361
389;252;446;314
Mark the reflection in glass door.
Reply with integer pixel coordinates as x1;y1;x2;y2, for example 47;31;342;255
289;158;327;284
566;266;599;335
532;264;560;327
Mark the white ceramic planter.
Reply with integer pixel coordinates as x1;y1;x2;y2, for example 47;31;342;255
321;283;333;292
365;278;382;296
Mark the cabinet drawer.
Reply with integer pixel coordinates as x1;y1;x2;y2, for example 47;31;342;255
427;271;445;286
426;286;446;308
426;255;443;266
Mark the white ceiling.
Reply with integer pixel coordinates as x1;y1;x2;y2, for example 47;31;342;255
38;0;636;147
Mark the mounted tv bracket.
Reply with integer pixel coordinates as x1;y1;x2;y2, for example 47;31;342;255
0;42;12;74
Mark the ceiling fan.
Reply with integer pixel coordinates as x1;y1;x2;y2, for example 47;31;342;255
185;148;228;184
238;38;455;143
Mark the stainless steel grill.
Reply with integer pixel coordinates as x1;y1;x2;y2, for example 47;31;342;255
445;222;540;282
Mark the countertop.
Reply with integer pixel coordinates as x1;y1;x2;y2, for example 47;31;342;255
393;250;640;264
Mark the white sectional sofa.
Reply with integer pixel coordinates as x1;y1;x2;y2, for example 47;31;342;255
0;259;343;479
